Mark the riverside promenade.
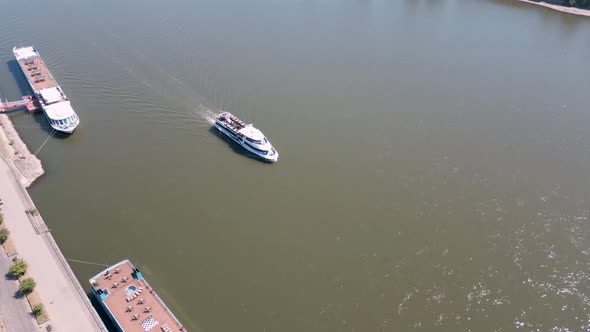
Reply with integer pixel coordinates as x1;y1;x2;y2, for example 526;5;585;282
0;156;107;331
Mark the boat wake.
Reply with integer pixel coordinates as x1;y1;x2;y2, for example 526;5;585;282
195;105;219;125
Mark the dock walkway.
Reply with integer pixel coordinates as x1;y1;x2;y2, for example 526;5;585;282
0;156;106;332
0;96;39;113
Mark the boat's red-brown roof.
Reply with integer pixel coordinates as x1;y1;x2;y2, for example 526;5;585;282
17;56;58;92
91;261;185;332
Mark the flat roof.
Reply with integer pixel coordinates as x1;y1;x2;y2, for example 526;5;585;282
13;46;38;60
43;101;75;120
15;48;59;91
39;87;62;104
238;126;265;141
90;260;186;332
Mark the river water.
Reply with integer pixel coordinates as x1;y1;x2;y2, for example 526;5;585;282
1;0;590;331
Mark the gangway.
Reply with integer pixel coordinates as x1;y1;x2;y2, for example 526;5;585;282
0;95;39;113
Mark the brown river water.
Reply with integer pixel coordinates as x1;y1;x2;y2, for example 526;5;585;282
1;0;590;331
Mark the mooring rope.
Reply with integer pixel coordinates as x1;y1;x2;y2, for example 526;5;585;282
34;129;56;156
66;258;109;267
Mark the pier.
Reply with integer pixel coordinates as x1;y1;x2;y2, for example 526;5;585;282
0;95;39;113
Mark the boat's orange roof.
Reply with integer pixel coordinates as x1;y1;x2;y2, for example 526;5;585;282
91;260;186;332
17;56;58;92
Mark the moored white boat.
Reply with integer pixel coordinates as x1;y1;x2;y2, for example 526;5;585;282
13;46;80;134
214;112;278;162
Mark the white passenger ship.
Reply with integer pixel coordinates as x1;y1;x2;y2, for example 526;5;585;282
214;112;278;162
13;46;79;133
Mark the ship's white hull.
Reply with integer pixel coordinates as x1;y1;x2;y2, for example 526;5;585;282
50;125;76;134
43;111;79;133
215;122;278;162
13;46;79;134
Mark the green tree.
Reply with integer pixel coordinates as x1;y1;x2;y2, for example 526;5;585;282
32;303;44;317
0;228;9;244
19;278;36;295
9;259;28;278
0;212;4;225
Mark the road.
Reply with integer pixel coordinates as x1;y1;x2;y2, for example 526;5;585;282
0;246;37;332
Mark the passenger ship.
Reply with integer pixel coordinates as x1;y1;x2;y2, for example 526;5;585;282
13;46;79;133
214;112;278;162
90;260;187;332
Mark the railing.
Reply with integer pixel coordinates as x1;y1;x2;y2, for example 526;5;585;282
0;96;38;113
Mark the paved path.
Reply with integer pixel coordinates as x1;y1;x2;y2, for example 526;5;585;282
0;249;37;332
0;157;106;332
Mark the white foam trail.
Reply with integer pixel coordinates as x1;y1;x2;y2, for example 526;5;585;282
195;105;219;125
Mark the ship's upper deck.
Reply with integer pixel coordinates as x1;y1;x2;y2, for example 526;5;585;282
13;46;59;92
90;260;186;332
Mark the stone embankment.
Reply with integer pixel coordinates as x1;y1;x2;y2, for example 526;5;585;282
0;114;44;187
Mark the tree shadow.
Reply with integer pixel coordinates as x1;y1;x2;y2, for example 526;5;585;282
4;271;17;281
13;289;27;299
